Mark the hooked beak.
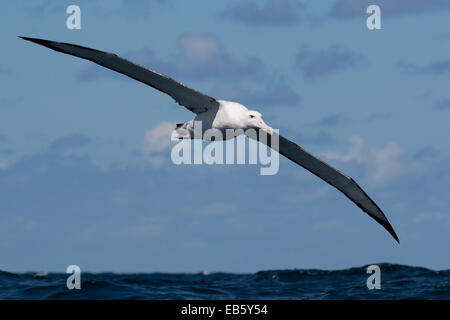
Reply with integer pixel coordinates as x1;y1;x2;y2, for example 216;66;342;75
258;118;273;135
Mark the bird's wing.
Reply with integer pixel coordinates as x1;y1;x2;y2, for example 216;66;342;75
250;131;399;243
20;36;217;114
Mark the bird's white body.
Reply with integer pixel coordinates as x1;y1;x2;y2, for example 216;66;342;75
177;100;272;140
199;100;248;129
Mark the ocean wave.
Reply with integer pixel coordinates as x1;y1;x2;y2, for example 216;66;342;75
0;264;449;299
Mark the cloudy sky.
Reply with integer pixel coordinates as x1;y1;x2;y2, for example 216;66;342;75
1;0;450;273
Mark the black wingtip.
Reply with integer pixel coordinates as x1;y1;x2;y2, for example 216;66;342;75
384;220;400;244
374;215;399;244
19;36;53;48
349;178;400;244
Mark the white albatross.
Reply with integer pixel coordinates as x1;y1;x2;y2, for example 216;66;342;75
20;36;399;243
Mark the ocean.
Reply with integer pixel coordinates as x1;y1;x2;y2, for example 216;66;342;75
0;263;449;300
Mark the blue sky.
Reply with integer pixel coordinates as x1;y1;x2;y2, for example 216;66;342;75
1;0;450;273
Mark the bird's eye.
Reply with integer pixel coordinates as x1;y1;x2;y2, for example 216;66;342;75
250;115;255;118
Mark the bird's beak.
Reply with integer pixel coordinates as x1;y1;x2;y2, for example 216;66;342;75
258;118;273;135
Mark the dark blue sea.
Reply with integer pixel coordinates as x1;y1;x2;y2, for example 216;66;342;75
1;263;449;299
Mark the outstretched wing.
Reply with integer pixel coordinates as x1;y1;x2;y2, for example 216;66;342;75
20;36;217;114
252;131;399;243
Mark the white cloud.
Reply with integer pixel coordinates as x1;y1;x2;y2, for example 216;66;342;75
176;33;265;81
0;157;9;170
117;218;165;240
179;33;221;65
195;202;237;217
414;212;450;224
221;0;303;26
321;136;423;185
83;217;166;241
143;122;175;153
142;122;176;165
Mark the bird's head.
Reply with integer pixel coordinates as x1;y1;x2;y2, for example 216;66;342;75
244;110;273;135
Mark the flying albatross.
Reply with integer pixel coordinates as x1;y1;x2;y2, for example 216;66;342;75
20;36;399;243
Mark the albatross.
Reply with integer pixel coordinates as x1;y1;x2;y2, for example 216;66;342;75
20;36;399;243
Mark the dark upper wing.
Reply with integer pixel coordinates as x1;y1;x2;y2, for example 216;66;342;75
20;36;217;114
251;131;399;243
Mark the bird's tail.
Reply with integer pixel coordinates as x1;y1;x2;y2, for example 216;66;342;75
174;122;192;139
